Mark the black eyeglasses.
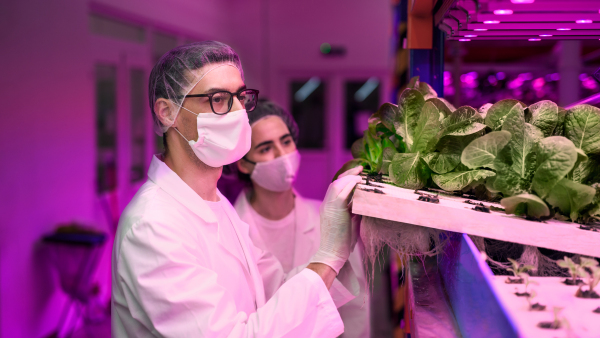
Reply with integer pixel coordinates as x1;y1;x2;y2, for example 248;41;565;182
180;89;259;115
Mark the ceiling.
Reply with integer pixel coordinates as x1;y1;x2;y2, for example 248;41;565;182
436;0;600;41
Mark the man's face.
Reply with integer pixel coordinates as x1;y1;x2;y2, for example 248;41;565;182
176;64;246;142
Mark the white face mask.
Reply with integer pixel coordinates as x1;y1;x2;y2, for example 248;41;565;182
175;108;252;168
249;150;301;192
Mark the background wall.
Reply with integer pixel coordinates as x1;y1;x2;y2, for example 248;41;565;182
0;0;393;337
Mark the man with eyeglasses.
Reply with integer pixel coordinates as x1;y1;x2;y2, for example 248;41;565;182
111;41;364;337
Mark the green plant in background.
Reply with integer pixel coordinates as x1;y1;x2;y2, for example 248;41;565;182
557;256;585;285
342;75;600;224
506;257;535;283
515;272;538;296
576;257;600;298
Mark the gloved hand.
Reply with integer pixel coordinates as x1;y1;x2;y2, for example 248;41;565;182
310;166;363;274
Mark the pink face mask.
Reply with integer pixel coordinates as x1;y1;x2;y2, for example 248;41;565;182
250;150;301;192
175;108;252;168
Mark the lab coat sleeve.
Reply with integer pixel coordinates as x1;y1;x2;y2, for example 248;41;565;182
253;243;357;309
251;243;286;301
117;219;344;338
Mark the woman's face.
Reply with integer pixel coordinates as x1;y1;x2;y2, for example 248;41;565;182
237;115;296;174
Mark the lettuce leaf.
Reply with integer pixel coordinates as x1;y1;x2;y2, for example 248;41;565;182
501;106;544;179
546;178;596;221
373;103;398;133
380;146;398;175
564;104;600;155
553;107;567;136
501;193;550;218
485;99;526;131
432;170;495;191
441;106;486;137
394;89;426;151
528;100;558;137
351;138;365;159
461;131;512;170
427;97;454;120
411;101;441;153
389;152;429;189
531;136;578;199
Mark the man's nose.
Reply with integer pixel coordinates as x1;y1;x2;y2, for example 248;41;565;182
231;96;244;112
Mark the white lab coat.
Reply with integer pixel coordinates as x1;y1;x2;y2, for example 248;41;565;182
234;189;371;338
111;155;356;337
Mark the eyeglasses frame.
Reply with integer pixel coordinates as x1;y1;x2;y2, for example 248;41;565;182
179;88;260;115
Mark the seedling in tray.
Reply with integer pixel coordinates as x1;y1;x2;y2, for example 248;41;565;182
557;256;585;286
575;257;600;299
505;258;535;284
414;191;439;204
515;273;538;297
537;307;564;330
525;290;546;311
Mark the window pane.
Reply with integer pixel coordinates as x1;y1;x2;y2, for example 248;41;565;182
345;78;380;149
96;64;118;193
130;69;146;183
89;14;145;43
290;78;325;149
153;32;179;63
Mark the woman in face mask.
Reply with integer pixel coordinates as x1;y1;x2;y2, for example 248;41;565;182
235;100;370;338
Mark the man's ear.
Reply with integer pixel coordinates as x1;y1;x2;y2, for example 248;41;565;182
154;98;176;128
237;159;253;175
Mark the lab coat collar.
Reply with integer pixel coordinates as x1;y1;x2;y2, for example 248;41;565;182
147;155;218;224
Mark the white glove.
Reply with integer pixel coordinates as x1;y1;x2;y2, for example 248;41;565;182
310;166;363;274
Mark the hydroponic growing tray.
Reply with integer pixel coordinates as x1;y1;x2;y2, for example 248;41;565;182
352;178;600;258
407;233;600;338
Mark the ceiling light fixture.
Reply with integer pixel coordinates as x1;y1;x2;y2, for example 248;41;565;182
576;19;593;24
484;20;501;24
529;38;541;41
464;35;477;38
474;28;488;31
557;28;571;31
511;0;534;3
459;39;471;42
539;34;552;37
494;9;514;15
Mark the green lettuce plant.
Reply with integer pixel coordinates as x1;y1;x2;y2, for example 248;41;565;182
343;76;600;224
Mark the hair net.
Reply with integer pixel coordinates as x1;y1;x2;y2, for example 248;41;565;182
249;99;299;144
149;41;244;135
